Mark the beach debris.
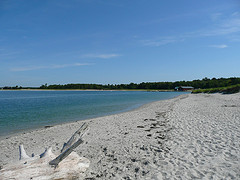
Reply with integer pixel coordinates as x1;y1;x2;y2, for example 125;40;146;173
0;123;90;180
44;125;53;128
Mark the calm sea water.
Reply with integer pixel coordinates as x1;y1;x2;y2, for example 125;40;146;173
0;90;187;136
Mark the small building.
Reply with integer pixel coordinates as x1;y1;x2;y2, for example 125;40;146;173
175;86;194;91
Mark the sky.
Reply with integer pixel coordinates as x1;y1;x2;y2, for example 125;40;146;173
0;0;240;87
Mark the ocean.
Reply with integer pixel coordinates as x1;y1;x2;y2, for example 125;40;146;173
0;90;187;136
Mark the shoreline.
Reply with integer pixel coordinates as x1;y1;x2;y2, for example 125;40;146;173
0;92;186;139
0;89;175;92
1;93;239;179
0;94;184;160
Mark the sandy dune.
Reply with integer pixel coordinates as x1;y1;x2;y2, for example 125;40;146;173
0;93;239;179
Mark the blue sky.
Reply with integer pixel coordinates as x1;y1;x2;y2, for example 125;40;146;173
0;0;240;87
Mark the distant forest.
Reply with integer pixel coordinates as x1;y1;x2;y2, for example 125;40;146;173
37;77;240;90
2;77;240;90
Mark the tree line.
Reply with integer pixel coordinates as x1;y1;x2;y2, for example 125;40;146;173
2;77;239;90
39;77;240;90
1;85;22;90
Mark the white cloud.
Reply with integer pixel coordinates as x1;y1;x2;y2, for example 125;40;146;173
141;37;181;47
198;13;240;37
141;14;239;47
11;63;91;72
81;54;120;59
209;44;228;48
170;11;240;40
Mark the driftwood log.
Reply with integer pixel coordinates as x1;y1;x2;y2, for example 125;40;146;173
0;123;90;180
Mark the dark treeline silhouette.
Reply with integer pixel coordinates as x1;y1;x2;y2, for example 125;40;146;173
2;86;22;90
39;77;240;90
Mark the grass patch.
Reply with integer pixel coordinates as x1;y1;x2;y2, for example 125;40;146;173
192;84;240;94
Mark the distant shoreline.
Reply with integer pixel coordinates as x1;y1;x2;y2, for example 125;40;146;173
0;89;175;92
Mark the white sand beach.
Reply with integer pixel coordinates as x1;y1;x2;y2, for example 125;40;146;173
0;93;240;179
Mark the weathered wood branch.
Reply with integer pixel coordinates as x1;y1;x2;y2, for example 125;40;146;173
49;138;84;167
61;122;89;153
49;123;89;167
40;147;55;159
19;144;30;160
0;123;90;179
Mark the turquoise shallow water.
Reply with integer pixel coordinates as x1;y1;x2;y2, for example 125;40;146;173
0;90;187;136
